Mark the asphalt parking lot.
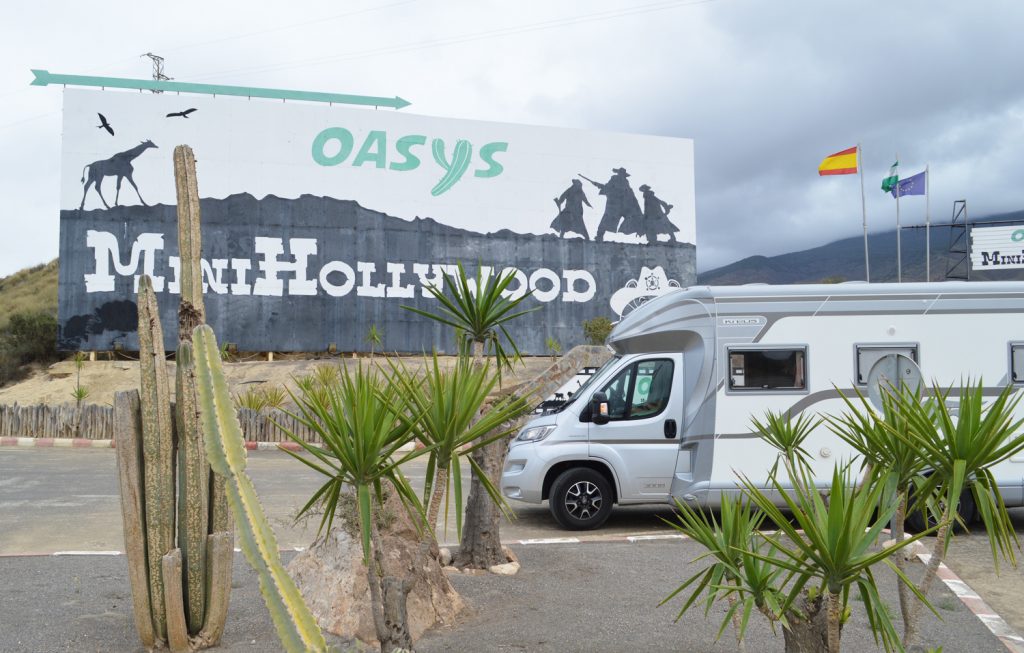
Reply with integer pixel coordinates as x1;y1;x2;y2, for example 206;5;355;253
1;448;1022;652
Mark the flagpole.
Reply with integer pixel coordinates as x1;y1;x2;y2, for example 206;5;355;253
925;163;931;282
895;152;902;283
858;143;870;282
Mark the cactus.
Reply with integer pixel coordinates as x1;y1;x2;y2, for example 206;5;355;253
113;145;235;651
137;275;175;642
174;145;206;334
193;324;329;653
176;341;208;633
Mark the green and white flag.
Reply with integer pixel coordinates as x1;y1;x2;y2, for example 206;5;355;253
881;160;899;193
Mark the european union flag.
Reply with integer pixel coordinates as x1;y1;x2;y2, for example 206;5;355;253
892;170;926;197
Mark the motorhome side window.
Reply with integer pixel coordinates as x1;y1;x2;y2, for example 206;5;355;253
728;348;806;391
1011;344;1024;384
599;359;674;420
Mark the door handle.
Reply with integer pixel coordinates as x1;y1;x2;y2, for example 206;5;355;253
664;419;677;439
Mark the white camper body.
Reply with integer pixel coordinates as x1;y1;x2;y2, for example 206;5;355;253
501;281;1024;529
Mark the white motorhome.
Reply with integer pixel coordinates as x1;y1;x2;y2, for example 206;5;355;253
501;282;1024;529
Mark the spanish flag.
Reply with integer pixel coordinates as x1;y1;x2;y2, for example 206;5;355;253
818;146;858;176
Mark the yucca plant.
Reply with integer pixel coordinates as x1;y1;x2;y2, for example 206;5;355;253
278;362;429;652
234;386;269;412
740;464;933;653
826;383;931;630
365;324;383;358
661;494;785;653
261;385;288;410
750;410;820;478
402;262;537;569
312;363;341;389
384;354;531;539
888;380;1024;647
401;261;536;371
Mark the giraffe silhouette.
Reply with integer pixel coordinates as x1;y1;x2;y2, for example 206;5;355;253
79;140;158;210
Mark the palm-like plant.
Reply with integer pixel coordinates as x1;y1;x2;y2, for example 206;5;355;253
402;262;537;568
385;354;531;539
740;464;932;653
751;410;819;477
277;363;429;652
402;262;536;370
661;495;785;653
889;380;1024;646
826;383;930;629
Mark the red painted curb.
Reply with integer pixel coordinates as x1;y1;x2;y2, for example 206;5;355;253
0;437;16;447
35;439;54;447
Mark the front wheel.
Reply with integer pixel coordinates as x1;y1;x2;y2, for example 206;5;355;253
548;468;614;530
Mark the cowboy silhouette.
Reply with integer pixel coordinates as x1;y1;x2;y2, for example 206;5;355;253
637;184;678;244
550;179;592;240
581;168;643;242
79;140;158;210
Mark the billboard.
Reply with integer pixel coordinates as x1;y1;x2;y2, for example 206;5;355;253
971;226;1024;270
58;89;696;353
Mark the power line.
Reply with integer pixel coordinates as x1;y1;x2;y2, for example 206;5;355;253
150;0;417;58
189;0;717;82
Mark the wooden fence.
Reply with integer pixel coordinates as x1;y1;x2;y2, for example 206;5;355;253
0;403;321;443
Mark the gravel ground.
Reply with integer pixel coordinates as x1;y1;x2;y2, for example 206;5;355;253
0;541;1005;653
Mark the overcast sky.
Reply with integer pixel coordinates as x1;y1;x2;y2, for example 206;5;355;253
2;0;1023;278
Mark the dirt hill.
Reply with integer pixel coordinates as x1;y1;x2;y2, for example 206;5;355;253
0;355;559;408
0;259;58;330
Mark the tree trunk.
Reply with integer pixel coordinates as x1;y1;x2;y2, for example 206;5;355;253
892;492;912;630
455;338;509;569
903;511;951;648
781;593;833;653
368;507;415;653
825;590;841;653
726;592;747;653
426;464;449;535
454;438;507;569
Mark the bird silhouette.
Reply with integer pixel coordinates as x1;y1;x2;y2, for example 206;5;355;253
96;113;114;136
166;108;198;119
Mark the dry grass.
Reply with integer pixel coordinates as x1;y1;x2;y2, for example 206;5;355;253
0;259;58;330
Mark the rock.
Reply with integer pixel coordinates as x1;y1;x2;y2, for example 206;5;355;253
488;562;520;576
501;545;519;564
438;547;453;566
287;492;464;647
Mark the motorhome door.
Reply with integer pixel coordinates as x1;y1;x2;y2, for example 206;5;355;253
588;355;682;500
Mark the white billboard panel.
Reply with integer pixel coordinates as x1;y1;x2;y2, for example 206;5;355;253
58;89;697;352
971;226;1024;270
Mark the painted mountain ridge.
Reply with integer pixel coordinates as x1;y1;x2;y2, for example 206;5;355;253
58;193;696;353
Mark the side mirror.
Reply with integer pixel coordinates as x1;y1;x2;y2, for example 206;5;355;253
591;391;610;425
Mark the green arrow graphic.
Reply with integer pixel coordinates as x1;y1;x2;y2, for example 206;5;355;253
30;69;411;110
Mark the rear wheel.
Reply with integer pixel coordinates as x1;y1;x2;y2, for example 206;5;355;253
904;488;977;534
548;468;614;530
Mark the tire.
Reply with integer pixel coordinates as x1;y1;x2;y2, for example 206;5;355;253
548;468;614;530
904;488;976;535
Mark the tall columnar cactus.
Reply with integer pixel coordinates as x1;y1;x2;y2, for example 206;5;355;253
137;275;175;642
113;145;234;652
193;324;329;653
174;145;206;334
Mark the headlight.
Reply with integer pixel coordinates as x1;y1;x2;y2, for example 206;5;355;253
516;425;556;443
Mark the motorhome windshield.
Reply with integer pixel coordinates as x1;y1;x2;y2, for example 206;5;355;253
559;355;621;410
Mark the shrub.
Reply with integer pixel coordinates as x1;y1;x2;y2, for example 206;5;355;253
582;317;613;345
5;310;59;365
0;310;58;386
